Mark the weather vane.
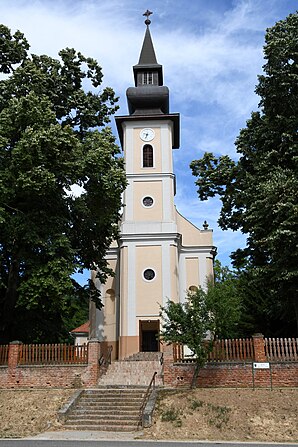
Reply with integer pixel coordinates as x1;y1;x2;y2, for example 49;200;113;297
143;9;153;27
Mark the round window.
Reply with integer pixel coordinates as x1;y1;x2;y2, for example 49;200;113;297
143;196;154;207
143;268;155;281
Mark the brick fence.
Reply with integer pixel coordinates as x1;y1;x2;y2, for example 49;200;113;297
1;335;297;389
163;334;298;388
0;339;101;389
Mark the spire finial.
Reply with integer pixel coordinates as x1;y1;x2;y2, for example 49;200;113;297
143;9;153;27
203;220;209;230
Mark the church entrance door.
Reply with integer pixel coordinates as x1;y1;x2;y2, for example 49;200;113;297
139;320;159;352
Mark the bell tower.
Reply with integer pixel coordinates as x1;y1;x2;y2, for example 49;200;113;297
93;12;215;361
114;11;180;358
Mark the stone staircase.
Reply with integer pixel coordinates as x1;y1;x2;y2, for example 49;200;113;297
63;387;145;432
98;351;163;386
62;352;163;432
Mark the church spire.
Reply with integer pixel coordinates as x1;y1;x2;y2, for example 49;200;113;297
138;27;158;65
115;11;180;149
132;10;163;87
138;10;158;66
127;10;168;115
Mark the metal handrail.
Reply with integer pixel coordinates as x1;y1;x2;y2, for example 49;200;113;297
99;345;113;367
138;371;157;428
106;345;113;365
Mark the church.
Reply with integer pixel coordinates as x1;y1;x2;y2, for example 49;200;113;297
90;12;216;360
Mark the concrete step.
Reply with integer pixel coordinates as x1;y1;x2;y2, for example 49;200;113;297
81;392;144;398
64;424;138;432
125;352;163;361
63;386;146;432
66;414;140;422
71;409;139;416
79;395;144;402
76;401;142;408
84;387;146;393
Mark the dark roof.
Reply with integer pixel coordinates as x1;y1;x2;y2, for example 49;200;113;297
138;27;158;65
133;26;163;86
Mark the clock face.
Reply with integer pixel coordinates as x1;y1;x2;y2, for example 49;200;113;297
140;128;155;142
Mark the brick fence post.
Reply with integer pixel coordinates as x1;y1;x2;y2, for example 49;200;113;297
7;341;22;387
8;341;22;369
252;333;266;362
81;338;100;387
252;333;271;388
161;343;174;386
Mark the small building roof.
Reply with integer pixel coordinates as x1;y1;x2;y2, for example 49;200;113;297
70;321;90;334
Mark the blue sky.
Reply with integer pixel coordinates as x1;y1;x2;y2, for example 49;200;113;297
1;0;297;281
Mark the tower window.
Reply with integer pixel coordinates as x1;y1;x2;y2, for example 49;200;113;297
143;144;153;167
142;196;154;207
143;269;156;281
142;72;153;85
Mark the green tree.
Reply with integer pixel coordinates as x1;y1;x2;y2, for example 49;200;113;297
160;289;214;387
190;12;298;336
206;260;242;339
0;25;127;343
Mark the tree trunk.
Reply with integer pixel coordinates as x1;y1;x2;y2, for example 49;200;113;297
0;258;20;343
191;362;200;389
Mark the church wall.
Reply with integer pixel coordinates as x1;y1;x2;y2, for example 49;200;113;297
185;257;200;290
94;258;118;359
119;335;139;359
170;244;179;303
178;252;211;301
135;245;162;316
123;120;174;174
176;210;213;246
120;245;129;336
133;180;163;221
133;127;161;173
198;253;209;290
206;256;213;279
160;124;174;172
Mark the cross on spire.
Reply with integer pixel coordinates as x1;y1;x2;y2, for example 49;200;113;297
143;9;153;27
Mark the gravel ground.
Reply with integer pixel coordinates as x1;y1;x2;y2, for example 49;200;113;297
142;388;298;442
1;387;298;442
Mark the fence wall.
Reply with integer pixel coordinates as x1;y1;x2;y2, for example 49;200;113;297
1;335;297;389
174;338;255;363
0;345;9;365
0;340;100;389
18;343;88;365
163;334;298;389
265;337;298;361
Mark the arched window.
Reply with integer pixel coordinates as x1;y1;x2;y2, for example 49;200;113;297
143;144;153;167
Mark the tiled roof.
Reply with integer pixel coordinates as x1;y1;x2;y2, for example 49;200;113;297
70;321;90;334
